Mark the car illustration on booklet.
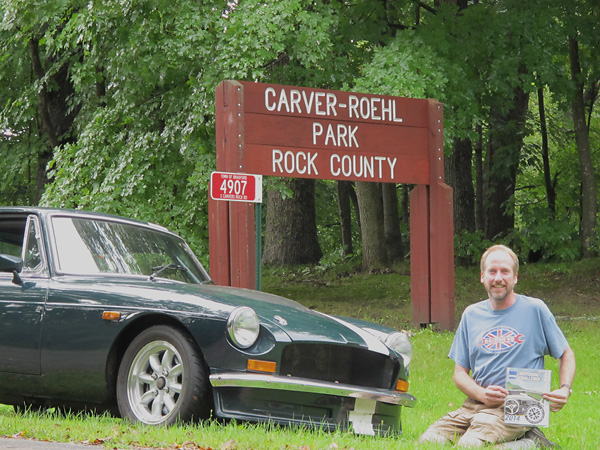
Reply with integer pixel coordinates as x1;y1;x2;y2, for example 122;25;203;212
504;368;551;427
0;207;416;436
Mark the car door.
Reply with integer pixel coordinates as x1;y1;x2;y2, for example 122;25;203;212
0;214;48;375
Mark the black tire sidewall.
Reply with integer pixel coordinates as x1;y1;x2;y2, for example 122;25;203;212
116;325;210;426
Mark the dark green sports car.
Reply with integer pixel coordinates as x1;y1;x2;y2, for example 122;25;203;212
0;207;415;435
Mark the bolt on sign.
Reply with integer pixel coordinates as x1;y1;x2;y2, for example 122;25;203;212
210;80;455;330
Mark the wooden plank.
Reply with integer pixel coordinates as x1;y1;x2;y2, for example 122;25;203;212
208;197;230;286
209;82;232;285
244;114;429;155
410;185;431;325
427;100;455;331
243;144;429;184
430;182;455;330
239;81;430;128
211;80;257;290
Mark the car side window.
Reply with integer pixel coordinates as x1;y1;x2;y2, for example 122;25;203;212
0;215;27;257
22;216;46;274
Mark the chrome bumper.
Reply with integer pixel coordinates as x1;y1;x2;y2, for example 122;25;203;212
209;373;416;407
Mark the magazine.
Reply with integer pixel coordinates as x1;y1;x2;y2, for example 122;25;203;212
504;367;551;427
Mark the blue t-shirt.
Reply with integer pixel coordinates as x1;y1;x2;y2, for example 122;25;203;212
449;294;568;388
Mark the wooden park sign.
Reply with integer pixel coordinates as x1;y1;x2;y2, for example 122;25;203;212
209;80;455;330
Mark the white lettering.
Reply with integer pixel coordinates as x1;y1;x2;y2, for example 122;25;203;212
302;90;314;114
307;152;318;174
296;152;307;174
290;89;302;113
392;100;403;122
329;154;398;180
345;94;402;123
272;149;319;176
330;154;341;177
363;156;373;178
348;95;359;119
277;89;289;113
315;92;326;115
381;99;392;121
313;123;359;148
387;157;397;177
312;123;323;145
325;125;336;146
359;97;370;120
272;149;283;172
326;93;338;117
370;98;381;120
265;87;276;111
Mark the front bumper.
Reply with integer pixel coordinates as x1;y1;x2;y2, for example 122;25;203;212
210;373;416;435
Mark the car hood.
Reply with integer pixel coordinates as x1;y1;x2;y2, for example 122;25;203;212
53;277;391;355
199;284;391;354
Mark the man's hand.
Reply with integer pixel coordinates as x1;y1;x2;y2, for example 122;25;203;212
481;385;508;406
544;386;570;412
453;364;509;406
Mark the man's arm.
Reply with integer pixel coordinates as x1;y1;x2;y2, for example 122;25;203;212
453;363;507;407
544;345;576;412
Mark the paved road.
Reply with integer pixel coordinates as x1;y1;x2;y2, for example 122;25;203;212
0;437;141;450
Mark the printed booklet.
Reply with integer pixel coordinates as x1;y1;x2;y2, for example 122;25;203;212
504;367;551;427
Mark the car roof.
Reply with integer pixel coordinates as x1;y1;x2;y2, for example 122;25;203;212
0;206;169;233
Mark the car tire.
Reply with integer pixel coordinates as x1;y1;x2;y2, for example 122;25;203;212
117;325;210;426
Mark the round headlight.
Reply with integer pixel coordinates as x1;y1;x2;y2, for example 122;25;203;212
385;332;412;366
227;306;260;349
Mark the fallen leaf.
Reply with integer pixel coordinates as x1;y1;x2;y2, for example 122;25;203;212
221;438;237;450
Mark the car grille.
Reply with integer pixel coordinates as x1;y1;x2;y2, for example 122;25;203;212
279;343;399;390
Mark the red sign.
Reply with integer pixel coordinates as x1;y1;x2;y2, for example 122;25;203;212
235;81;431;184
210;172;263;203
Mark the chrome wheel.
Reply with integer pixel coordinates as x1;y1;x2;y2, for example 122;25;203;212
117;325;210;426
127;340;183;424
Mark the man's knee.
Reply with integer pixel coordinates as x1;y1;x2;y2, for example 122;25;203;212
457;434;487;448
419;430;451;444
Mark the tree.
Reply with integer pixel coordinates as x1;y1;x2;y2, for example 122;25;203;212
355;181;388;269
1;0;599;268
262;178;322;266
568;35;598;257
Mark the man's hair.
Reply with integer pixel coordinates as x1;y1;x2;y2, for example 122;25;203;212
480;244;519;274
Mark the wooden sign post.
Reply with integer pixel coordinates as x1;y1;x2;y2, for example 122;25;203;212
209;80;455;330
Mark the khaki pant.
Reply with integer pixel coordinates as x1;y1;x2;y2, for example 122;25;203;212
420;398;529;446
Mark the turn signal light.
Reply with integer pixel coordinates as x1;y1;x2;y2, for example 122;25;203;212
102;311;121;321
247;359;277;373
396;379;409;392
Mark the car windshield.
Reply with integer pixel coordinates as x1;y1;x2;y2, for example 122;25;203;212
51;216;209;283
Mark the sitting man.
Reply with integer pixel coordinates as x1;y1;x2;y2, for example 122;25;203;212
419;245;575;448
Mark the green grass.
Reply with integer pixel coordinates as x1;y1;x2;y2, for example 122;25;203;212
1;259;599;449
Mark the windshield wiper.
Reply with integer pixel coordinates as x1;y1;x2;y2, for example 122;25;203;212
149;263;187;281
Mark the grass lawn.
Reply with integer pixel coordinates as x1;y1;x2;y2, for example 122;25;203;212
0;259;599;449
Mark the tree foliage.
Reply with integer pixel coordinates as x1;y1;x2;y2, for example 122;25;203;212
1;0;599;267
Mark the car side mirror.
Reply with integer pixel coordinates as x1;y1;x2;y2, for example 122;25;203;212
0;254;24;286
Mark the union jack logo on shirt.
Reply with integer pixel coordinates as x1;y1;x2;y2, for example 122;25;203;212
477;326;524;353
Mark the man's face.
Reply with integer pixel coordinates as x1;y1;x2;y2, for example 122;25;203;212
480;250;518;302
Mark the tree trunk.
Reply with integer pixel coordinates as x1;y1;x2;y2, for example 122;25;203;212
569;36;597;258
445;137;475;234
474;125;484;231
262;178;323;266
355;181;388;270
336;181;354;255
28;37;80;203
538;88;556;216
483;85;530;241
382;183;403;263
